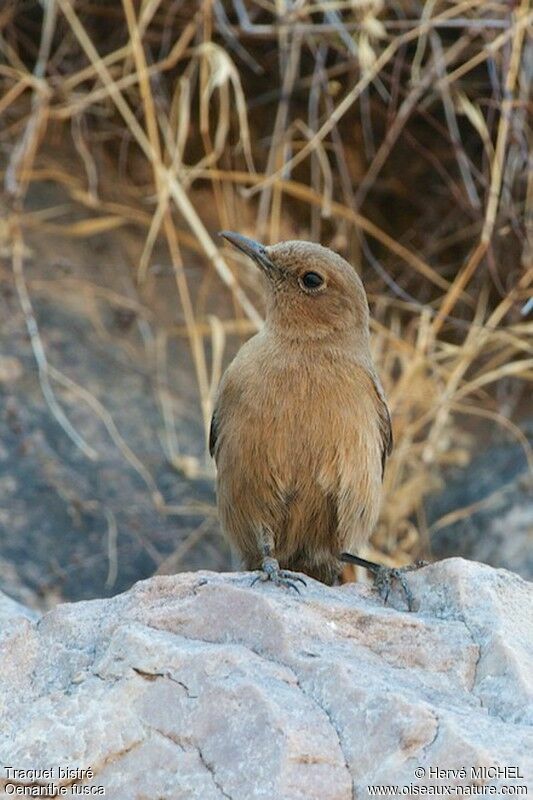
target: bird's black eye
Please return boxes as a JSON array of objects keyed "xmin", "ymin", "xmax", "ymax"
[{"xmin": 300, "ymin": 271, "xmax": 324, "ymax": 290}]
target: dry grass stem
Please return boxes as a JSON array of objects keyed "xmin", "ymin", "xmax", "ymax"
[{"xmin": 1, "ymin": 0, "xmax": 530, "ymax": 571}]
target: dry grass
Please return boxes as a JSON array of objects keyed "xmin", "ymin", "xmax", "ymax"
[{"xmin": 0, "ymin": 0, "xmax": 531, "ymax": 571}]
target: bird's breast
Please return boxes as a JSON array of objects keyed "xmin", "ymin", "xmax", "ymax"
[{"xmin": 219, "ymin": 342, "xmax": 380, "ymax": 490}]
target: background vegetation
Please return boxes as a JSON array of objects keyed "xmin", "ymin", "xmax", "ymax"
[{"xmin": 0, "ymin": 0, "xmax": 531, "ymax": 599}]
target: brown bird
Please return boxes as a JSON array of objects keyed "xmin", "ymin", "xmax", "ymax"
[{"xmin": 211, "ymin": 233, "xmax": 414, "ymax": 602}]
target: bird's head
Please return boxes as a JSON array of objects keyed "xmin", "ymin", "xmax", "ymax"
[{"xmin": 219, "ymin": 232, "xmax": 370, "ymax": 342}]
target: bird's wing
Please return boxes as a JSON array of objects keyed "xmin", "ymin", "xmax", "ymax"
[
  {"xmin": 208, "ymin": 407, "xmax": 219, "ymax": 458},
  {"xmin": 379, "ymin": 398, "xmax": 393, "ymax": 479},
  {"xmin": 371, "ymin": 375, "xmax": 393, "ymax": 480},
  {"xmin": 365, "ymin": 369, "xmax": 393, "ymax": 480},
  {"xmin": 209, "ymin": 371, "xmax": 230, "ymax": 459}
]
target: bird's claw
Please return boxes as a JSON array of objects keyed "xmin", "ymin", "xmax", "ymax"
[
  {"xmin": 340, "ymin": 553, "xmax": 427, "ymax": 611},
  {"xmin": 373, "ymin": 562, "xmax": 426, "ymax": 612},
  {"xmin": 251, "ymin": 557, "xmax": 307, "ymax": 594}
]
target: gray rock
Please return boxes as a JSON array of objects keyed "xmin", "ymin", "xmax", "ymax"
[
  {"xmin": 0, "ymin": 270, "xmax": 225, "ymax": 609},
  {"xmin": 0, "ymin": 559, "xmax": 531, "ymax": 799},
  {"xmin": 427, "ymin": 440, "xmax": 533, "ymax": 580}
]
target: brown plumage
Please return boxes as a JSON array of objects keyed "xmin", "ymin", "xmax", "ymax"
[{"xmin": 210, "ymin": 233, "xmax": 392, "ymax": 587}]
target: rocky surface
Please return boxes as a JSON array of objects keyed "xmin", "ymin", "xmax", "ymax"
[
  {"xmin": 0, "ymin": 558, "xmax": 532, "ymax": 799},
  {"xmin": 428, "ymin": 440, "xmax": 533, "ymax": 581},
  {"xmin": 0, "ymin": 194, "xmax": 230, "ymax": 610}
]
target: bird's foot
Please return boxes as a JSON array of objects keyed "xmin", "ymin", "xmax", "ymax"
[
  {"xmin": 251, "ymin": 557, "xmax": 307, "ymax": 594},
  {"xmin": 340, "ymin": 553, "xmax": 427, "ymax": 611},
  {"xmin": 373, "ymin": 563, "xmax": 427, "ymax": 612}
]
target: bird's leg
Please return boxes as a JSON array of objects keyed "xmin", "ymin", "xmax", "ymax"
[
  {"xmin": 340, "ymin": 553, "xmax": 428, "ymax": 612},
  {"xmin": 251, "ymin": 528, "xmax": 307, "ymax": 593}
]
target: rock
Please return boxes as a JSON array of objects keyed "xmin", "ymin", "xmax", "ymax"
[
  {"xmin": 0, "ymin": 356, "xmax": 22, "ymax": 384},
  {"xmin": 0, "ymin": 286, "xmax": 224, "ymax": 609},
  {"xmin": 0, "ymin": 559, "xmax": 531, "ymax": 799},
  {"xmin": 427, "ymin": 439, "xmax": 533, "ymax": 580}
]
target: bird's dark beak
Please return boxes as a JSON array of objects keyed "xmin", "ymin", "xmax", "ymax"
[{"xmin": 219, "ymin": 231, "xmax": 274, "ymax": 274}]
